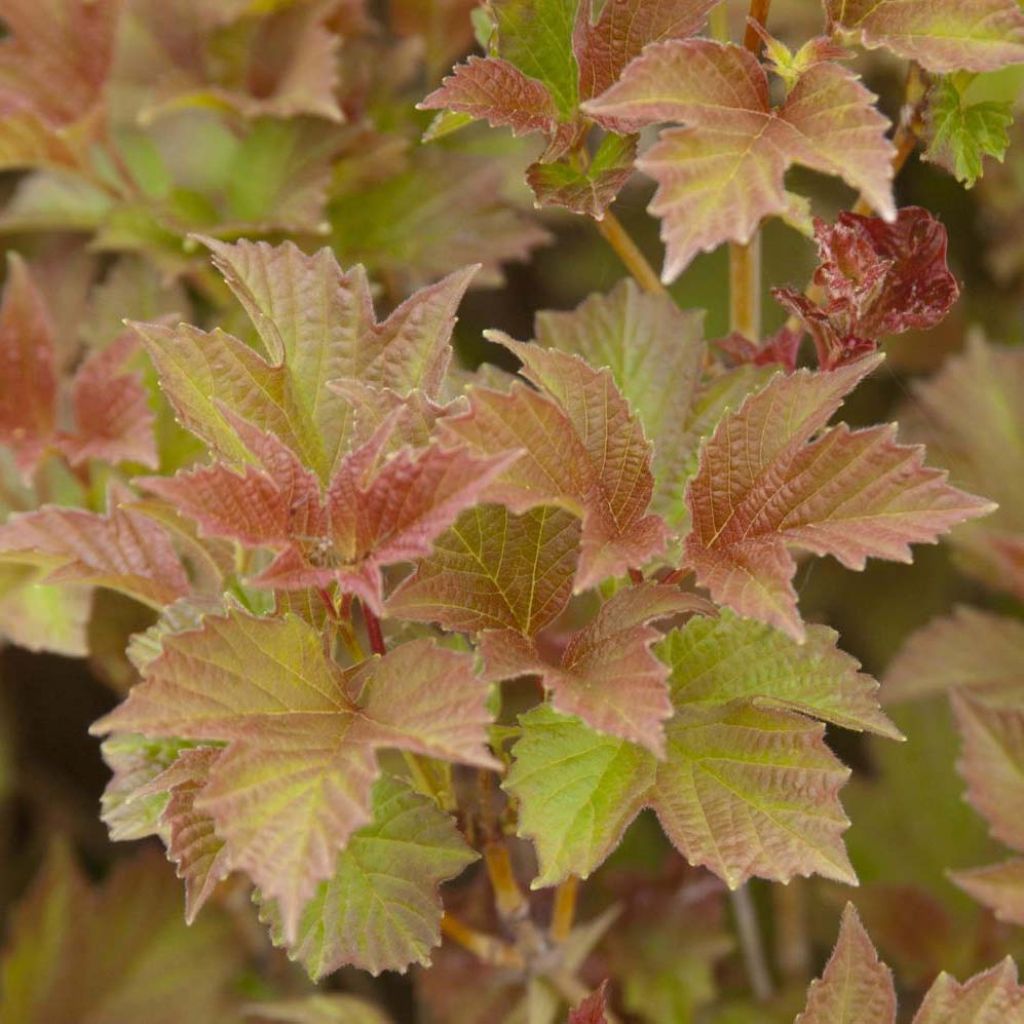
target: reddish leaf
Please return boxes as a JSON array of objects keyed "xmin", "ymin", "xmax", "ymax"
[
  {"xmin": 913, "ymin": 958, "xmax": 1024, "ymax": 1023},
  {"xmin": 481, "ymin": 584, "xmax": 713, "ymax": 754},
  {"xmin": 774, "ymin": 208, "xmax": 960, "ymax": 369},
  {"xmin": 0, "ymin": 491, "xmax": 190, "ymax": 609},
  {"xmin": 683, "ymin": 356, "xmax": 993, "ymax": 639},
  {"xmin": 0, "ymin": 253, "xmax": 56, "ymax": 476},
  {"xmin": 526, "ymin": 133, "xmax": 637, "ymax": 219},
  {"xmin": 952, "ymin": 860, "xmax": 1024, "ymax": 928},
  {"xmin": 567, "ymin": 980, "xmax": 610, "ymax": 1024},
  {"xmin": 584, "ymin": 41, "xmax": 896, "ymax": 280},
  {"xmin": 443, "ymin": 340, "xmax": 669, "ymax": 589}
]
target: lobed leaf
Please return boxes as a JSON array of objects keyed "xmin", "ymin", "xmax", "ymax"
[
  {"xmin": 259, "ymin": 775, "xmax": 477, "ymax": 978},
  {"xmin": 683, "ymin": 355, "xmax": 993, "ymax": 639},
  {"xmin": 583, "ymin": 40, "xmax": 896, "ymax": 280},
  {"xmin": 952, "ymin": 860, "xmax": 1024, "ymax": 928},
  {"xmin": 912, "ymin": 958, "xmax": 1024, "ymax": 1022},
  {"xmin": 92, "ymin": 613, "xmax": 496, "ymax": 940},
  {"xmin": 527, "ymin": 132, "xmax": 637, "ymax": 218}
]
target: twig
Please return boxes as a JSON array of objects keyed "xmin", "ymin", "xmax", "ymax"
[
  {"xmin": 730, "ymin": 886, "xmax": 775, "ymax": 1002},
  {"xmin": 596, "ymin": 211, "xmax": 668, "ymax": 296},
  {"xmin": 550, "ymin": 876, "xmax": 580, "ymax": 943},
  {"xmin": 441, "ymin": 913, "xmax": 524, "ymax": 968}
]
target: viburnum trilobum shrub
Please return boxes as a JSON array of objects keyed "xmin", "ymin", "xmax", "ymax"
[{"xmin": 0, "ymin": 1, "xmax": 1023, "ymax": 1022}]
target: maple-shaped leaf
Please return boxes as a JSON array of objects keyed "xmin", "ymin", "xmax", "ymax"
[
  {"xmin": 952, "ymin": 692, "xmax": 1024, "ymax": 853},
  {"xmin": 92, "ymin": 612, "xmax": 496, "ymax": 940},
  {"xmin": 482, "ymin": 584, "xmax": 712, "ymax": 754},
  {"xmin": 259, "ymin": 775, "xmax": 478, "ymax": 978},
  {"xmin": 567, "ymin": 981, "xmax": 610, "ymax": 1024},
  {"xmin": 144, "ymin": 414, "xmax": 514, "ymax": 614},
  {"xmin": 952, "ymin": 860, "xmax": 1024, "ymax": 928},
  {"xmin": 136, "ymin": 238, "xmax": 478, "ymax": 479},
  {"xmin": 774, "ymin": 208, "xmax": 961, "ymax": 369},
  {"xmin": 443, "ymin": 338, "xmax": 669, "ymax": 588},
  {"xmin": 913, "ymin": 958, "xmax": 1024, "ymax": 1023},
  {"xmin": 0, "ymin": 492, "xmax": 190, "ymax": 609},
  {"xmin": 923, "ymin": 76, "xmax": 1014, "ymax": 187},
  {"xmin": 526, "ymin": 132, "xmax": 637, "ymax": 218},
  {"xmin": 0, "ymin": 0, "xmax": 120, "ymax": 170},
  {"xmin": 683, "ymin": 355, "xmax": 994, "ymax": 640},
  {"xmin": 904, "ymin": 336, "xmax": 1024, "ymax": 601},
  {"xmin": 885, "ymin": 606, "xmax": 1024, "ymax": 704},
  {"xmin": 583, "ymin": 40, "xmax": 896, "ymax": 281},
  {"xmin": 795, "ymin": 904, "xmax": 897, "ymax": 1024},
  {"xmin": 0, "ymin": 843, "xmax": 243, "ymax": 1024},
  {"xmin": 657, "ymin": 609, "xmax": 901, "ymax": 738},
  {"xmin": 388, "ymin": 504, "xmax": 581, "ymax": 634},
  {"xmin": 825, "ymin": 0, "xmax": 1024, "ymax": 74}
]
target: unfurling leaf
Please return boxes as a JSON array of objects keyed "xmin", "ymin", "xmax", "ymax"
[
  {"xmin": 683, "ymin": 355, "xmax": 993, "ymax": 640},
  {"xmin": 482, "ymin": 583, "xmax": 713, "ymax": 754},
  {"xmin": 825, "ymin": 0, "xmax": 1024, "ymax": 73},
  {"xmin": 795, "ymin": 904, "xmax": 897, "ymax": 1024},
  {"xmin": 259, "ymin": 775, "xmax": 477, "ymax": 977},
  {"xmin": 443, "ymin": 339, "xmax": 669, "ymax": 589},
  {"xmin": 583, "ymin": 40, "xmax": 895, "ymax": 280},
  {"xmin": 923, "ymin": 76, "xmax": 1014, "ymax": 187},
  {"xmin": 774, "ymin": 208, "xmax": 961, "ymax": 369},
  {"xmin": 91, "ymin": 613, "xmax": 496, "ymax": 941}
]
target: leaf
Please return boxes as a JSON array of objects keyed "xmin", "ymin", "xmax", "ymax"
[
  {"xmin": 952, "ymin": 860, "xmax": 1024, "ymax": 927},
  {"xmin": 885, "ymin": 607, "xmax": 1024, "ymax": 704},
  {"xmin": 825, "ymin": 0, "xmax": 1024, "ymax": 73},
  {"xmin": 583, "ymin": 41, "xmax": 895, "ymax": 281},
  {"xmin": 795, "ymin": 903, "xmax": 897, "ymax": 1024},
  {"xmin": 774, "ymin": 208, "xmax": 961, "ymax": 369},
  {"xmin": 923, "ymin": 76, "xmax": 1014, "ymax": 187},
  {"xmin": 482, "ymin": 583, "xmax": 712, "ymax": 754},
  {"xmin": 530, "ymin": 278, "xmax": 714, "ymax": 531},
  {"xmin": 952, "ymin": 693, "xmax": 1024, "ymax": 852},
  {"xmin": 246, "ymin": 994, "xmax": 393, "ymax": 1024},
  {"xmin": 567, "ymin": 981, "xmax": 610, "ymax": 1024},
  {"xmin": 658, "ymin": 608, "xmax": 901, "ymax": 738},
  {"xmin": 259, "ymin": 775, "xmax": 477, "ymax": 977},
  {"xmin": 92, "ymin": 612, "xmax": 496, "ymax": 940},
  {"xmin": 443, "ymin": 339, "xmax": 669, "ymax": 589},
  {"xmin": 0, "ymin": 564, "xmax": 91, "ymax": 657},
  {"xmin": 683, "ymin": 355, "xmax": 994, "ymax": 640},
  {"xmin": 0, "ymin": 844, "xmax": 243, "ymax": 1024},
  {"xmin": 527, "ymin": 132, "xmax": 637, "ymax": 218},
  {"xmin": 387, "ymin": 504, "xmax": 581, "ymax": 635},
  {"xmin": 913, "ymin": 958, "xmax": 1024, "ymax": 1023},
  {"xmin": 0, "ymin": 493, "xmax": 190, "ymax": 609},
  {"xmin": 0, "ymin": 253, "xmax": 56, "ymax": 476},
  {"xmin": 136, "ymin": 238, "xmax": 478, "ymax": 478},
  {"xmin": 903, "ymin": 336, "xmax": 1024, "ymax": 600},
  {"xmin": 145, "ymin": 415, "xmax": 515, "ymax": 614}
]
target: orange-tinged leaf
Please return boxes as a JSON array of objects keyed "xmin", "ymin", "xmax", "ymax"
[
  {"xmin": 583, "ymin": 40, "xmax": 896, "ymax": 280},
  {"xmin": 683, "ymin": 356, "xmax": 994, "ymax": 639},
  {"xmin": 92, "ymin": 613, "xmax": 496, "ymax": 940},
  {"xmin": 953, "ymin": 692, "xmax": 1024, "ymax": 852},
  {"xmin": 826, "ymin": 0, "xmax": 1024, "ymax": 73},
  {"xmin": 796, "ymin": 903, "xmax": 897, "ymax": 1024},
  {"xmin": 482, "ymin": 584, "xmax": 712, "ymax": 754},
  {"xmin": 952, "ymin": 860, "xmax": 1024, "ymax": 928},
  {"xmin": 0, "ymin": 494, "xmax": 189, "ymax": 608},
  {"xmin": 444, "ymin": 340, "xmax": 669, "ymax": 589},
  {"xmin": 913, "ymin": 958, "xmax": 1024, "ymax": 1023},
  {"xmin": 387, "ymin": 504, "xmax": 581, "ymax": 634}
]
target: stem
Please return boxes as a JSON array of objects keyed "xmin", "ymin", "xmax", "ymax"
[
  {"xmin": 550, "ymin": 876, "xmax": 580, "ymax": 942},
  {"xmin": 484, "ymin": 842, "xmax": 529, "ymax": 923},
  {"xmin": 596, "ymin": 211, "xmax": 667, "ymax": 296},
  {"xmin": 362, "ymin": 603, "xmax": 386, "ymax": 656},
  {"xmin": 441, "ymin": 913, "xmax": 524, "ymax": 968},
  {"xmin": 743, "ymin": 0, "xmax": 773, "ymax": 52},
  {"xmin": 728, "ymin": 237, "xmax": 762, "ymax": 339},
  {"xmin": 773, "ymin": 880, "xmax": 810, "ymax": 983},
  {"xmin": 730, "ymin": 886, "xmax": 775, "ymax": 1002}
]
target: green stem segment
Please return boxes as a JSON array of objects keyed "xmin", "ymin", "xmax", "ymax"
[{"xmin": 596, "ymin": 211, "xmax": 668, "ymax": 296}]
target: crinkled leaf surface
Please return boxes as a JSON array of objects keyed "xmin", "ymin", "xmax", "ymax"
[
  {"xmin": 795, "ymin": 904, "xmax": 897, "ymax": 1024},
  {"xmin": 443, "ymin": 338, "xmax": 669, "ymax": 588},
  {"xmin": 683, "ymin": 355, "xmax": 993, "ymax": 639},
  {"xmin": 482, "ymin": 583, "xmax": 711, "ymax": 754},
  {"xmin": 923, "ymin": 76, "xmax": 1014, "ymax": 187},
  {"xmin": 886, "ymin": 606, "xmax": 1024, "ymax": 704},
  {"xmin": 826, "ymin": 0, "xmax": 1024, "ymax": 73},
  {"xmin": 526, "ymin": 132, "xmax": 637, "ymax": 218},
  {"xmin": 584, "ymin": 40, "xmax": 896, "ymax": 280},
  {"xmin": 259, "ymin": 775, "xmax": 477, "ymax": 978},
  {"xmin": 388, "ymin": 504, "xmax": 581, "ymax": 634},
  {"xmin": 92, "ymin": 612, "xmax": 496, "ymax": 940}
]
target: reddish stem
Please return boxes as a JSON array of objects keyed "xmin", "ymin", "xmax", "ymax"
[{"xmin": 363, "ymin": 604, "xmax": 387, "ymax": 656}]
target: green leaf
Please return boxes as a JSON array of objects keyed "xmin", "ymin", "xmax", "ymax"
[
  {"xmin": 923, "ymin": 76, "xmax": 1014, "ymax": 187},
  {"xmin": 259, "ymin": 775, "xmax": 477, "ymax": 977},
  {"xmin": 526, "ymin": 133, "xmax": 637, "ymax": 218}
]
